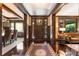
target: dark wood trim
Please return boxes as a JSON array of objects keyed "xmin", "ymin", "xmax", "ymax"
[
  {"xmin": 58, "ymin": 16, "xmax": 79, "ymax": 32},
  {"xmin": 3, "ymin": 15, "xmax": 22, "ymax": 20},
  {"xmin": 14, "ymin": 3, "xmax": 31, "ymax": 16},
  {"xmin": 2, "ymin": 15, "xmax": 9, "ymax": 19},
  {"xmin": 23, "ymin": 14, "xmax": 27, "ymax": 54},
  {"xmin": 56, "ymin": 16, "xmax": 79, "ymax": 17},
  {"xmin": 31, "ymin": 16, "xmax": 48, "ymax": 19},
  {"xmin": 6, "ymin": 17, "xmax": 19, "ymax": 19},
  {"xmin": 10, "ymin": 20, "xmax": 23, "ymax": 22},
  {"xmin": 52, "ymin": 14, "xmax": 56, "ymax": 51},
  {"xmin": 31, "ymin": 15, "xmax": 49, "ymax": 17},
  {"xmin": 0, "ymin": 3, "xmax": 2, "ymax": 56},
  {"xmin": 3, "ymin": 4, "xmax": 23, "ymax": 19}
]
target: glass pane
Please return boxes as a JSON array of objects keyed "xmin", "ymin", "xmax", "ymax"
[
  {"xmin": 66, "ymin": 18, "xmax": 76, "ymax": 32},
  {"xmin": 16, "ymin": 23, "xmax": 23, "ymax": 32},
  {"xmin": 11, "ymin": 22, "xmax": 14, "ymax": 30}
]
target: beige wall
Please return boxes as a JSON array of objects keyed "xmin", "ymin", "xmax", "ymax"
[{"xmin": 56, "ymin": 3, "xmax": 79, "ymax": 16}]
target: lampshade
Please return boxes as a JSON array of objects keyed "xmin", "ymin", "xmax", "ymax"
[{"xmin": 60, "ymin": 28, "xmax": 66, "ymax": 31}]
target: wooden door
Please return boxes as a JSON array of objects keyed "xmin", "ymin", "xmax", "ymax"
[{"xmin": 31, "ymin": 18, "xmax": 48, "ymax": 43}]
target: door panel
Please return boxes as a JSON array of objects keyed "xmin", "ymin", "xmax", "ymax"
[
  {"xmin": 34, "ymin": 19, "xmax": 44, "ymax": 39},
  {"xmin": 31, "ymin": 18, "xmax": 48, "ymax": 43}
]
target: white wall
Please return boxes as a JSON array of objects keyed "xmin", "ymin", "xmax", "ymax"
[{"xmin": 56, "ymin": 3, "xmax": 79, "ymax": 16}]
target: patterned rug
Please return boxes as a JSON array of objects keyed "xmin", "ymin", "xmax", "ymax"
[{"xmin": 25, "ymin": 42, "xmax": 56, "ymax": 56}]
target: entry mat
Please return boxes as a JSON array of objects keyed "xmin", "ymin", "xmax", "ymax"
[{"xmin": 25, "ymin": 42, "xmax": 56, "ymax": 56}]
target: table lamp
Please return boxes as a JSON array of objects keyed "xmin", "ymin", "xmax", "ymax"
[{"xmin": 59, "ymin": 28, "xmax": 66, "ymax": 33}]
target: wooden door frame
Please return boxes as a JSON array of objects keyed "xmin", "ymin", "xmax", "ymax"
[
  {"xmin": 23, "ymin": 14, "xmax": 27, "ymax": 54},
  {"xmin": 31, "ymin": 16, "xmax": 49, "ymax": 43},
  {"xmin": 0, "ymin": 3, "xmax": 2, "ymax": 56},
  {"xmin": 52, "ymin": 14, "xmax": 56, "ymax": 51},
  {"xmin": 58, "ymin": 16, "xmax": 79, "ymax": 32}
]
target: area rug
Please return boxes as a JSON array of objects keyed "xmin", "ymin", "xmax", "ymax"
[{"xmin": 25, "ymin": 42, "xmax": 56, "ymax": 56}]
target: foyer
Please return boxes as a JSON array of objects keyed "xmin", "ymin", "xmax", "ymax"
[{"xmin": 0, "ymin": 3, "xmax": 79, "ymax": 56}]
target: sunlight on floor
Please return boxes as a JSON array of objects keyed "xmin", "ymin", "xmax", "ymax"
[{"xmin": 17, "ymin": 42, "xmax": 23, "ymax": 50}]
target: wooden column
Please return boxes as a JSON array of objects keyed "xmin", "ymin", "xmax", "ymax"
[
  {"xmin": 52, "ymin": 14, "xmax": 59, "ymax": 54},
  {"xmin": 0, "ymin": 3, "xmax": 2, "ymax": 56},
  {"xmin": 23, "ymin": 14, "xmax": 27, "ymax": 54},
  {"xmin": 52, "ymin": 14, "xmax": 56, "ymax": 51},
  {"xmin": 55, "ymin": 17, "xmax": 59, "ymax": 55}
]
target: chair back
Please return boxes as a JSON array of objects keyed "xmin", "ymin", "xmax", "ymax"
[
  {"xmin": 12, "ymin": 30, "xmax": 18, "ymax": 40},
  {"xmin": 4, "ymin": 29, "xmax": 12, "ymax": 42}
]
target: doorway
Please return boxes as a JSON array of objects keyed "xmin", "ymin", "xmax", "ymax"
[{"xmin": 31, "ymin": 17, "xmax": 50, "ymax": 43}]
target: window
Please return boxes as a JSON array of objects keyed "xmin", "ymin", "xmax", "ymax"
[
  {"xmin": 15, "ymin": 22, "xmax": 23, "ymax": 32},
  {"xmin": 11, "ymin": 22, "xmax": 14, "ymax": 30}
]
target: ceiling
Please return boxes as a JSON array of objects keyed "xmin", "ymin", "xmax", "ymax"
[{"xmin": 22, "ymin": 3, "xmax": 57, "ymax": 16}]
